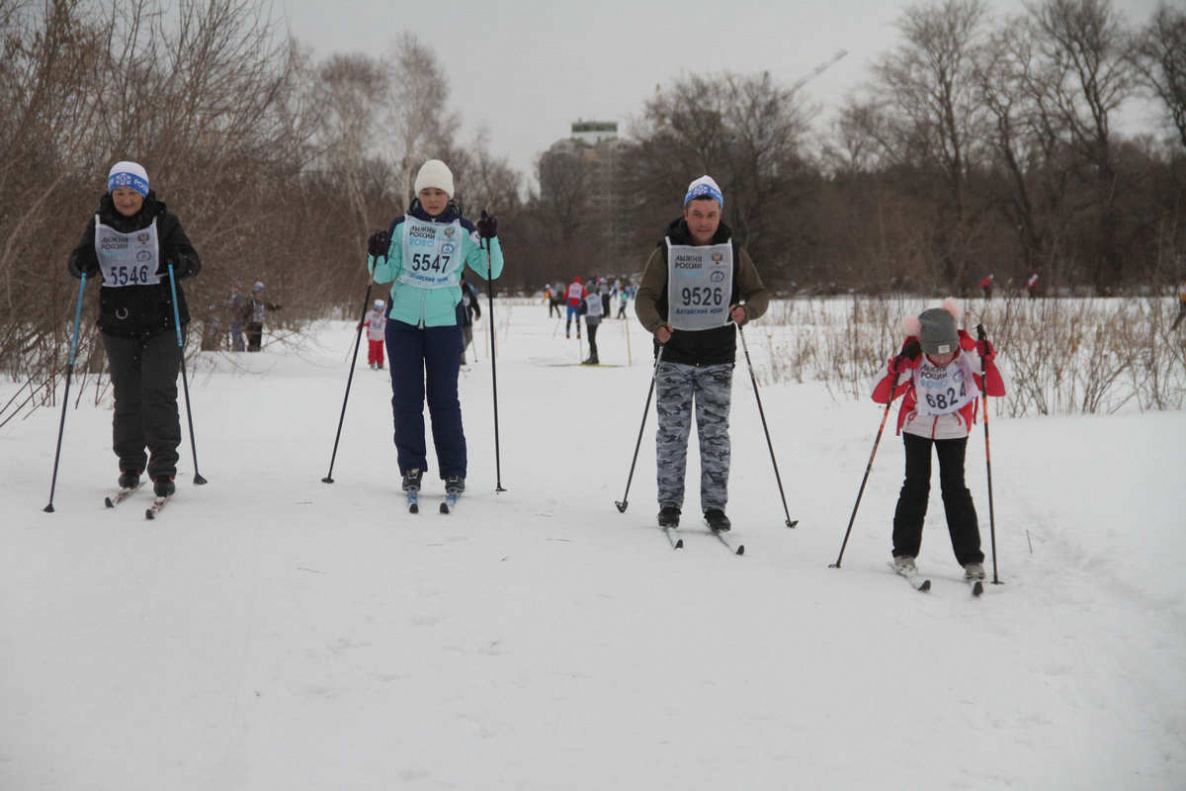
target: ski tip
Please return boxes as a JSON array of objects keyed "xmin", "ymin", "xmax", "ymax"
[
  {"xmin": 145, "ymin": 509, "xmax": 155, "ymax": 520},
  {"xmin": 972, "ymin": 581, "xmax": 985, "ymax": 596},
  {"xmin": 735, "ymin": 545, "xmax": 746, "ymax": 556},
  {"xmin": 919, "ymin": 579, "xmax": 932, "ymax": 592},
  {"xmin": 409, "ymin": 503, "xmax": 419, "ymax": 514},
  {"xmin": 674, "ymin": 538, "xmax": 684, "ymax": 549},
  {"xmin": 104, "ymin": 498, "xmax": 115, "ymax": 508},
  {"xmin": 439, "ymin": 502, "xmax": 449, "ymax": 514}
]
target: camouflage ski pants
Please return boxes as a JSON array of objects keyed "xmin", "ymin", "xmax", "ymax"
[{"xmin": 655, "ymin": 361, "xmax": 733, "ymax": 513}]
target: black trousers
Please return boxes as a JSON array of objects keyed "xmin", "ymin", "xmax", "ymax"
[
  {"xmin": 892, "ymin": 433, "xmax": 985, "ymax": 566},
  {"xmin": 246, "ymin": 321, "xmax": 264, "ymax": 351},
  {"xmin": 586, "ymin": 321, "xmax": 599, "ymax": 359},
  {"xmin": 102, "ymin": 330, "xmax": 183, "ymax": 480}
]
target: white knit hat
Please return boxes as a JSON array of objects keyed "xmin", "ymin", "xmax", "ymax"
[
  {"xmin": 414, "ymin": 159, "xmax": 454, "ymax": 198},
  {"xmin": 684, "ymin": 175, "xmax": 723, "ymax": 208},
  {"xmin": 107, "ymin": 161, "xmax": 149, "ymax": 197}
]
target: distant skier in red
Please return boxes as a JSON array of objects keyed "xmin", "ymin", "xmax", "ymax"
[{"xmin": 565, "ymin": 277, "xmax": 587, "ymax": 339}]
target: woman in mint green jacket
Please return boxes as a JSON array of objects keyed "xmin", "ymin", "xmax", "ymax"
[{"xmin": 366, "ymin": 159, "xmax": 504, "ymax": 496}]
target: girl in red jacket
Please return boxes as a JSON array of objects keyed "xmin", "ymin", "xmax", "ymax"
[{"xmin": 872, "ymin": 299, "xmax": 1005, "ymax": 582}]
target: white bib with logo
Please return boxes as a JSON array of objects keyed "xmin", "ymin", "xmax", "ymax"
[
  {"xmin": 914, "ymin": 354, "xmax": 979, "ymax": 416},
  {"xmin": 94, "ymin": 216, "xmax": 162, "ymax": 288},
  {"xmin": 665, "ymin": 239, "xmax": 733, "ymax": 331},
  {"xmin": 399, "ymin": 216, "xmax": 465, "ymax": 290}
]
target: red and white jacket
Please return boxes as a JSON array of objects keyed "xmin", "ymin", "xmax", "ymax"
[
  {"xmin": 566, "ymin": 280, "xmax": 587, "ymax": 307},
  {"xmin": 361, "ymin": 308, "xmax": 387, "ymax": 342},
  {"xmin": 872, "ymin": 330, "xmax": 1005, "ymax": 439}
]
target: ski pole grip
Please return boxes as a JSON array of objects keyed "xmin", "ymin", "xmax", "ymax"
[{"xmin": 976, "ymin": 323, "xmax": 987, "ymax": 342}]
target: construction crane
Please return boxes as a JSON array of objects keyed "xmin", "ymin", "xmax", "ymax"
[{"xmin": 788, "ymin": 49, "xmax": 849, "ymax": 95}]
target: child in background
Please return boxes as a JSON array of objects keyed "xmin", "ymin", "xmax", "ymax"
[
  {"xmin": 872, "ymin": 299, "xmax": 1005, "ymax": 582},
  {"xmin": 362, "ymin": 299, "xmax": 387, "ymax": 369}
]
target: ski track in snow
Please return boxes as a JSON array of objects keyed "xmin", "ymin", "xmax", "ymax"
[{"xmin": 2, "ymin": 299, "xmax": 1184, "ymax": 790}]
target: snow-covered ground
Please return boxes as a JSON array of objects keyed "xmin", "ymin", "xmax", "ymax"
[{"xmin": 3, "ymin": 299, "xmax": 1184, "ymax": 790}]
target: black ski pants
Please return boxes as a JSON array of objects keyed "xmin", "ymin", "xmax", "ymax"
[
  {"xmin": 892, "ymin": 433, "xmax": 985, "ymax": 566},
  {"xmin": 102, "ymin": 329, "xmax": 183, "ymax": 481},
  {"xmin": 246, "ymin": 321, "xmax": 264, "ymax": 351},
  {"xmin": 586, "ymin": 320, "xmax": 599, "ymax": 360}
]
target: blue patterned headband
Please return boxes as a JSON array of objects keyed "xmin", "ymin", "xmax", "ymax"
[{"xmin": 107, "ymin": 162, "xmax": 150, "ymax": 197}]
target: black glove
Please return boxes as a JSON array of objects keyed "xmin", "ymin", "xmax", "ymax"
[
  {"xmin": 477, "ymin": 210, "xmax": 498, "ymax": 240},
  {"xmin": 902, "ymin": 339, "xmax": 921, "ymax": 360},
  {"xmin": 368, "ymin": 230, "xmax": 390, "ymax": 258}
]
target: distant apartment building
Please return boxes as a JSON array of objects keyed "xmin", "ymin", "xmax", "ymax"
[{"xmin": 538, "ymin": 120, "xmax": 631, "ymax": 271}]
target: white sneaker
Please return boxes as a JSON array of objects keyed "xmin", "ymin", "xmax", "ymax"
[
  {"xmin": 964, "ymin": 562, "xmax": 986, "ymax": 581},
  {"xmin": 893, "ymin": 556, "xmax": 917, "ymax": 573}
]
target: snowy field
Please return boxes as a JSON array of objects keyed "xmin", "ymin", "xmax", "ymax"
[{"xmin": 2, "ymin": 298, "xmax": 1185, "ymax": 790}]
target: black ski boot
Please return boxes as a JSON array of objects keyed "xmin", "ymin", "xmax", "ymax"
[
  {"xmin": 444, "ymin": 475, "xmax": 465, "ymax": 495},
  {"xmin": 704, "ymin": 509, "xmax": 731, "ymax": 532},
  {"xmin": 119, "ymin": 469, "xmax": 141, "ymax": 489},
  {"xmin": 153, "ymin": 477, "xmax": 176, "ymax": 498},
  {"xmin": 657, "ymin": 506, "xmax": 680, "ymax": 528},
  {"xmin": 402, "ymin": 468, "xmax": 423, "ymax": 492}
]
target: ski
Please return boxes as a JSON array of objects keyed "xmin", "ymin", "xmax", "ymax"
[
  {"xmin": 711, "ymin": 529, "xmax": 745, "ymax": 556},
  {"xmin": 104, "ymin": 485, "xmax": 142, "ymax": 508},
  {"xmin": 968, "ymin": 577, "xmax": 985, "ymax": 597},
  {"xmin": 889, "ymin": 561, "xmax": 931, "ymax": 592},
  {"xmin": 145, "ymin": 495, "xmax": 171, "ymax": 520},
  {"xmin": 406, "ymin": 490, "xmax": 419, "ymax": 514},
  {"xmin": 662, "ymin": 526, "xmax": 684, "ymax": 549},
  {"xmin": 439, "ymin": 492, "xmax": 460, "ymax": 514}
]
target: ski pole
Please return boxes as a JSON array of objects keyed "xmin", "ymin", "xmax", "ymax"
[
  {"xmin": 483, "ymin": 232, "xmax": 506, "ymax": 493},
  {"xmin": 615, "ymin": 346, "xmax": 664, "ymax": 513},
  {"xmin": 624, "ymin": 313, "xmax": 632, "ymax": 366},
  {"xmin": 977, "ymin": 324, "xmax": 1001, "ymax": 585},
  {"xmin": 738, "ymin": 325, "xmax": 797, "ymax": 528},
  {"xmin": 830, "ymin": 350, "xmax": 906, "ymax": 568},
  {"xmin": 167, "ymin": 264, "xmax": 207, "ymax": 485},
  {"xmin": 44, "ymin": 274, "xmax": 87, "ymax": 512},
  {"xmin": 322, "ymin": 279, "xmax": 373, "ymax": 484}
]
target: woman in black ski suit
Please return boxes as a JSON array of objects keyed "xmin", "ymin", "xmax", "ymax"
[{"xmin": 66, "ymin": 161, "xmax": 201, "ymax": 498}]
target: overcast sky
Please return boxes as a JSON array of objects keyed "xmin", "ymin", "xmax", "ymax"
[{"xmin": 277, "ymin": 0, "xmax": 1168, "ymax": 185}]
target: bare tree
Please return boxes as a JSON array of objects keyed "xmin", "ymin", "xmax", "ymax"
[
  {"xmin": 385, "ymin": 32, "xmax": 458, "ymax": 206},
  {"xmin": 1030, "ymin": 0, "xmax": 1138, "ymax": 293},
  {"xmin": 871, "ymin": 0, "xmax": 990, "ymax": 290},
  {"xmin": 313, "ymin": 53, "xmax": 392, "ymax": 239},
  {"xmin": 625, "ymin": 71, "xmax": 812, "ymax": 287},
  {"xmin": 1130, "ymin": 3, "xmax": 1186, "ymax": 151}
]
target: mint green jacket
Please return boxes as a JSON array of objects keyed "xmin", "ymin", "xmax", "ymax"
[{"xmin": 368, "ymin": 205, "xmax": 504, "ymax": 328}]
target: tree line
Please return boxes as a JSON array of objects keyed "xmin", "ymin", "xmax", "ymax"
[{"xmin": 1, "ymin": 0, "xmax": 1184, "ymax": 388}]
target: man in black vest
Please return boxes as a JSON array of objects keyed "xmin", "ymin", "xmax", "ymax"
[{"xmin": 634, "ymin": 176, "xmax": 769, "ymax": 532}]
